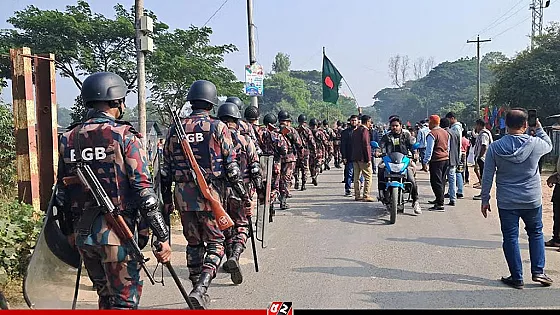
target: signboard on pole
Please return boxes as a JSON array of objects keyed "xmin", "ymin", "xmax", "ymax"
[{"xmin": 245, "ymin": 64, "xmax": 264, "ymax": 96}]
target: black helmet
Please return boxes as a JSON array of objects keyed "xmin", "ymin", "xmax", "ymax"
[
  {"xmin": 322, "ymin": 119, "xmax": 329, "ymax": 126},
  {"xmin": 278, "ymin": 110, "xmax": 291, "ymax": 122},
  {"xmin": 309, "ymin": 118, "xmax": 318, "ymax": 127},
  {"xmin": 226, "ymin": 96, "xmax": 244, "ymax": 110},
  {"xmin": 263, "ymin": 113, "xmax": 277, "ymax": 126},
  {"xmin": 217, "ymin": 102, "xmax": 242, "ymax": 120},
  {"xmin": 244, "ymin": 106, "xmax": 259, "ymax": 120},
  {"xmin": 81, "ymin": 72, "xmax": 127, "ymax": 107},
  {"xmin": 187, "ymin": 80, "xmax": 218, "ymax": 109},
  {"xmin": 297, "ymin": 114, "xmax": 307, "ymax": 124},
  {"xmin": 336, "ymin": 120, "xmax": 342, "ymax": 126}
]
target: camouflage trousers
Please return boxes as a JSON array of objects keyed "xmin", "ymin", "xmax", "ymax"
[
  {"xmin": 280, "ymin": 161, "xmax": 295, "ymax": 198},
  {"xmin": 294, "ymin": 152, "xmax": 309, "ymax": 185},
  {"xmin": 333, "ymin": 144, "xmax": 342, "ymax": 165},
  {"xmin": 309, "ymin": 153, "xmax": 321, "ymax": 179},
  {"xmin": 78, "ymin": 244, "xmax": 142, "ymax": 310},
  {"xmin": 180, "ymin": 211, "xmax": 225, "ymax": 281},
  {"xmin": 271, "ymin": 160, "xmax": 281, "ymax": 202},
  {"xmin": 224, "ymin": 187, "xmax": 256, "ymax": 249}
]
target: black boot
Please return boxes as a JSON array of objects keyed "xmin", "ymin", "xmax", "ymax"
[
  {"xmin": 312, "ymin": 177, "xmax": 318, "ymax": 186},
  {"xmin": 223, "ymin": 244, "xmax": 233, "ymax": 273},
  {"xmin": 301, "ymin": 182, "xmax": 306, "ymax": 191},
  {"xmin": 294, "ymin": 181, "xmax": 299, "ymax": 190},
  {"xmin": 279, "ymin": 196, "xmax": 289, "ymax": 210},
  {"xmin": 269, "ymin": 203, "xmax": 275, "ymax": 222},
  {"xmin": 223, "ymin": 243, "xmax": 244, "ymax": 285},
  {"xmin": 189, "ymin": 273, "xmax": 200, "ymax": 288},
  {"xmin": 188, "ymin": 272, "xmax": 212, "ymax": 309}
]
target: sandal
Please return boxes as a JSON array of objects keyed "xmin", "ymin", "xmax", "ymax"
[
  {"xmin": 545, "ymin": 239, "xmax": 560, "ymax": 247},
  {"xmin": 473, "ymin": 183, "xmax": 481, "ymax": 188}
]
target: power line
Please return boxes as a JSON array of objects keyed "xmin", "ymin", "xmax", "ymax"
[
  {"xmin": 490, "ymin": 15, "xmax": 531, "ymax": 39},
  {"xmin": 482, "ymin": 3, "xmax": 528, "ymax": 35},
  {"xmin": 202, "ymin": 0, "xmax": 231, "ymax": 27},
  {"xmin": 478, "ymin": 0, "xmax": 526, "ymax": 35}
]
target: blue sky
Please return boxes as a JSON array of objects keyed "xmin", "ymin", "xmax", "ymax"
[{"xmin": 1, "ymin": 0, "xmax": 559, "ymax": 108}]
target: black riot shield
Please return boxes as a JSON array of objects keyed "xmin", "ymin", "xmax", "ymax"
[
  {"xmin": 255, "ymin": 155, "xmax": 274, "ymax": 248},
  {"xmin": 23, "ymin": 185, "xmax": 82, "ymax": 309}
]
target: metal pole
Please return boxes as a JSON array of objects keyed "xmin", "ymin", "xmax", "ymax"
[
  {"xmin": 467, "ymin": 35, "xmax": 490, "ymax": 117},
  {"xmin": 247, "ymin": 0, "xmax": 258, "ymax": 108},
  {"xmin": 135, "ymin": 0, "xmax": 147, "ymax": 148}
]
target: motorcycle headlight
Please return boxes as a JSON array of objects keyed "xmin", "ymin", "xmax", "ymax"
[{"xmin": 388, "ymin": 163, "xmax": 405, "ymax": 173}]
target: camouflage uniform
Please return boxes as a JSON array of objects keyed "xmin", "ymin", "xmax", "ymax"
[
  {"xmin": 323, "ymin": 126, "xmax": 335, "ymax": 169},
  {"xmin": 258, "ymin": 125, "xmax": 288, "ymax": 203},
  {"xmin": 224, "ymin": 127, "xmax": 258, "ymax": 259},
  {"xmin": 278, "ymin": 123, "xmax": 302, "ymax": 208},
  {"xmin": 161, "ymin": 109, "xmax": 236, "ymax": 285},
  {"xmin": 239, "ymin": 119, "xmax": 262, "ymax": 156},
  {"xmin": 57, "ymin": 111, "xmax": 151, "ymax": 309},
  {"xmin": 294, "ymin": 123, "xmax": 316, "ymax": 190},
  {"xmin": 333, "ymin": 126, "xmax": 343, "ymax": 168},
  {"xmin": 310, "ymin": 126, "xmax": 329, "ymax": 184}
]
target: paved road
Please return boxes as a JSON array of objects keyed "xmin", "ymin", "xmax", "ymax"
[{"xmin": 70, "ymin": 165, "xmax": 560, "ymax": 309}]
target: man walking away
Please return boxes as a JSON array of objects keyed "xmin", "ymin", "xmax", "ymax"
[
  {"xmin": 473, "ymin": 119, "xmax": 492, "ymax": 199},
  {"xmin": 422, "ymin": 115, "xmax": 449, "ymax": 212},
  {"xmin": 416, "ymin": 119, "xmax": 430, "ymax": 167},
  {"xmin": 481, "ymin": 109, "xmax": 553, "ymax": 289},
  {"xmin": 352, "ymin": 115, "xmax": 374, "ymax": 202}
]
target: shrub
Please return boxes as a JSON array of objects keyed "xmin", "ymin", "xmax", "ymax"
[
  {"xmin": 0, "ymin": 103, "xmax": 16, "ymax": 197},
  {"xmin": 0, "ymin": 199, "xmax": 42, "ymax": 286}
]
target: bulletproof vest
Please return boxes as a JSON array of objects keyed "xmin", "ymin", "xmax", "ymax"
[
  {"xmin": 168, "ymin": 112, "xmax": 225, "ymax": 181},
  {"xmin": 231, "ymin": 129, "xmax": 251, "ymax": 180},
  {"xmin": 61, "ymin": 118, "xmax": 140, "ymax": 216}
]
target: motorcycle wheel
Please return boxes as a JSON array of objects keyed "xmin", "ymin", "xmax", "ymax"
[{"xmin": 390, "ymin": 186, "xmax": 398, "ymax": 224}]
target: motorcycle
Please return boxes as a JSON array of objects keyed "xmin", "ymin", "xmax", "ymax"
[{"xmin": 371, "ymin": 141, "xmax": 420, "ymax": 224}]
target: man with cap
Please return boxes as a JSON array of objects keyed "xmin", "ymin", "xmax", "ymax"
[{"xmin": 422, "ymin": 115, "xmax": 450, "ymax": 211}]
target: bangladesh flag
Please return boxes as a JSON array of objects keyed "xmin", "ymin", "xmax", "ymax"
[{"xmin": 322, "ymin": 53, "xmax": 343, "ymax": 104}]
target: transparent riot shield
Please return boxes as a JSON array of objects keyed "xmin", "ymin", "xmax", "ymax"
[
  {"xmin": 23, "ymin": 186, "xmax": 82, "ymax": 309},
  {"xmin": 255, "ymin": 155, "xmax": 274, "ymax": 248}
]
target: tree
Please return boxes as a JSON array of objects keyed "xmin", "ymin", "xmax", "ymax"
[
  {"xmin": 57, "ymin": 107, "xmax": 73, "ymax": 127},
  {"xmin": 400, "ymin": 55, "xmax": 410, "ymax": 85},
  {"xmin": 0, "ymin": 0, "xmax": 168, "ymax": 118},
  {"xmin": 424, "ymin": 56, "xmax": 435, "ymax": 76},
  {"xmin": 413, "ymin": 57, "xmax": 425, "ymax": 79},
  {"xmin": 147, "ymin": 26, "xmax": 243, "ymax": 126},
  {"xmin": 388, "ymin": 54, "xmax": 401, "ymax": 87},
  {"xmin": 272, "ymin": 52, "xmax": 291, "ymax": 73}
]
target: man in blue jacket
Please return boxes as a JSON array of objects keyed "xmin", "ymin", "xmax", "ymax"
[{"xmin": 481, "ymin": 108, "xmax": 553, "ymax": 289}]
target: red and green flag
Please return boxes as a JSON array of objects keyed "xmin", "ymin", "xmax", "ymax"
[{"xmin": 322, "ymin": 51, "xmax": 343, "ymax": 104}]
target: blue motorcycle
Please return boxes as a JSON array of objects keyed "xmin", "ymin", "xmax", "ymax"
[{"xmin": 371, "ymin": 141, "xmax": 420, "ymax": 224}]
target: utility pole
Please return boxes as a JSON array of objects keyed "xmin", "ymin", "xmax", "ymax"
[
  {"xmin": 135, "ymin": 0, "xmax": 146, "ymax": 148},
  {"xmin": 246, "ymin": 0, "xmax": 258, "ymax": 108},
  {"xmin": 531, "ymin": 0, "xmax": 550, "ymax": 50},
  {"xmin": 467, "ymin": 35, "xmax": 491, "ymax": 116}
]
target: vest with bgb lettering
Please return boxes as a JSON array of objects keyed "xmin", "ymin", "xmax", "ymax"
[{"xmin": 167, "ymin": 111, "xmax": 231, "ymax": 182}]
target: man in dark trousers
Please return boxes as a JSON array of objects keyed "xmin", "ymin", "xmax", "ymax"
[
  {"xmin": 341, "ymin": 115, "xmax": 359, "ymax": 197},
  {"xmin": 422, "ymin": 115, "xmax": 450, "ymax": 212},
  {"xmin": 352, "ymin": 115, "xmax": 374, "ymax": 202}
]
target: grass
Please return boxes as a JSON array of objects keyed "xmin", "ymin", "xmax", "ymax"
[{"xmin": 1, "ymin": 279, "xmax": 24, "ymax": 309}]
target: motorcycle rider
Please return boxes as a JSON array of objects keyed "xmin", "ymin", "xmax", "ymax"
[{"xmin": 376, "ymin": 116, "xmax": 422, "ymax": 214}]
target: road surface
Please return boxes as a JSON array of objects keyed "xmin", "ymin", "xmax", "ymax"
[{"xmin": 66, "ymin": 166, "xmax": 560, "ymax": 309}]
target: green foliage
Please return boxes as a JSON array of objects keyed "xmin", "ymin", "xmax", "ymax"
[
  {"xmin": 57, "ymin": 107, "xmax": 74, "ymax": 128},
  {"xmin": 258, "ymin": 64, "xmax": 360, "ymax": 124},
  {"xmin": 147, "ymin": 25, "xmax": 243, "ymax": 126},
  {"xmin": 0, "ymin": 199, "xmax": 42, "ymax": 285},
  {"xmin": 70, "ymin": 95, "xmax": 87, "ymax": 123},
  {"xmin": 0, "ymin": 103, "xmax": 16, "ymax": 197},
  {"xmin": 489, "ymin": 23, "xmax": 560, "ymax": 119},
  {"xmin": 272, "ymin": 52, "xmax": 291, "ymax": 73},
  {"xmin": 373, "ymin": 52, "xmax": 507, "ymax": 127}
]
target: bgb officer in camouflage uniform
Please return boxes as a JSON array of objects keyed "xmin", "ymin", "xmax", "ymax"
[
  {"xmin": 161, "ymin": 80, "xmax": 249, "ymax": 309},
  {"xmin": 227, "ymin": 97, "xmax": 262, "ymax": 156},
  {"xmin": 294, "ymin": 114, "xmax": 316, "ymax": 191},
  {"xmin": 277, "ymin": 110, "xmax": 302, "ymax": 209},
  {"xmin": 260, "ymin": 113, "xmax": 289, "ymax": 214},
  {"xmin": 309, "ymin": 118, "xmax": 329, "ymax": 186},
  {"xmin": 333, "ymin": 120, "xmax": 343, "ymax": 168},
  {"xmin": 217, "ymin": 102, "xmax": 262, "ymax": 285},
  {"xmin": 322, "ymin": 119, "xmax": 336, "ymax": 171},
  {"xmin": 56, "ymin": 72, "xmax": 171, "ymax": 309}
]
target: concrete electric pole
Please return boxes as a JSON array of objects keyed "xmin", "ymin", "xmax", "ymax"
[
  {"xmin": 135, "ymin": 0, "xmax": 146, "ymax": 147},
  {"xmin": 247, "ymin": 0, "xmax": 258, "ymax": 108},
  {"xmin": 467, "ymin": 35, "xmax": 491, "ymax": 116}
]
